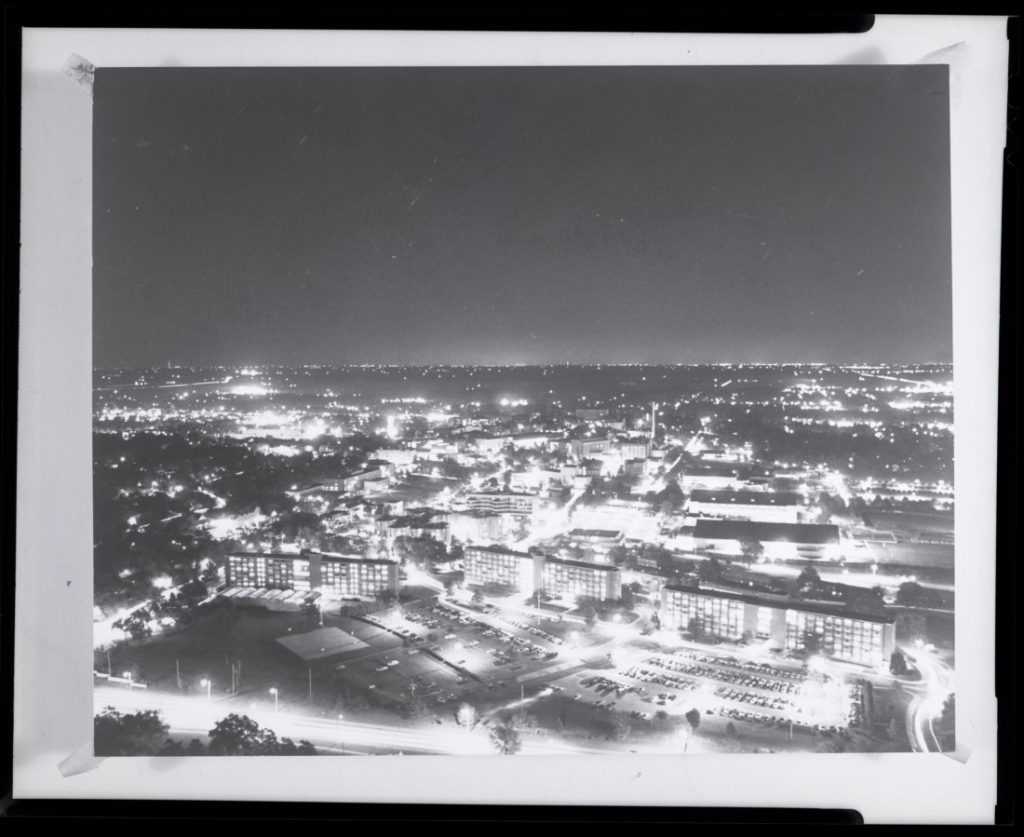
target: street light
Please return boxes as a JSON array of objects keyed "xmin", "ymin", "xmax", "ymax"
[
  {"xmin": 269, "ymin": 687, "xmax": 279, "ymax": 712},
  {"xmin": 123, "ymin": 671, "xmax": 133, "ymax": 689},
  {"xmin": 200, "ymin": 678, "xmax": 211, "ymax": 700},
  {"xmin": 336, "ymin": 714, "xmax": 345, "ymax": 754}
]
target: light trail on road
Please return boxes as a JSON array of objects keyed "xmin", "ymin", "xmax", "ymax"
[{"xmin": 94, "ymin": 682, "xmax": 607, "ymax": 755}]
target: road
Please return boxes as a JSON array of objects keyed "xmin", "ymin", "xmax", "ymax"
[
  {"xmin": 899, "ymin": 647, "xmax": 954, "ymax": 753},
  {"xmin": 94, "ymin": 682, "xmax": 609, "ymax": 755},
  {"xmin": 512, "ymin": 488, "xmax": 587, "ymax": 551}
]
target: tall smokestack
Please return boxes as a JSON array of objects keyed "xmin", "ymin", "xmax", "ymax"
[{"xmin": 650, "ymin": 402, "xmax": 657, "ymax": 444}]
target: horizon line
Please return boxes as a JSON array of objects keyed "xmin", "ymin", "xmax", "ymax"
[{"xmin": 94, "ymin": 360, "xmax": 954, "ymax": 371}]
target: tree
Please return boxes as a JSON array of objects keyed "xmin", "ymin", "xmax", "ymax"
[
  {"xmin": 582, "ymin": 605, "xmax": 598, "ymax": 630},
  {"xmin": 739, "ymin": 536, "xmax": 764, "ymax": 564},
  {"xmin": 685, "ymin": 708, "xmax": 701, "ymax": 733},
  {"xmin": 94, "ymin": 707, "xmax": 170, "ymax": 756},
  {"xmin": 608, "ymin": 545, "xmax": 629, "ymax": 567},
  {"xmin": 847, "ymin": 588, "xmax": 887, "ymax": 617},
  {"xmin": 896, "ymin": 582, "xmax": 941, "ymax": 609},
  {"xmin": 611, "ymin": 713, "xmax": 632, "ymax": 742},
  {"xmin": 394, "ymin": 536, "xmax": 446, "ymax": 568},
  {"xmin": 655, "ymin": 480, "xmax": 685, "ymax": 511},
  {"xmin": 802, "ymin": 631, "xmax": 823, "ymax": 657},
  {"xmin": 159, "ymin": 738, "xmax": 186, "ymax": 756},
  {"xmin": 889, "ymin": 649, "xmax": 910, "ymax": 676},
  {"xmin": 113, "ymin": 610, "xmax": 153, "ymax": 641},
  {"xmin": 206, "ymin": 713, "xmax": 315, "ymax": 756},
  {"xmin": 895, "ymin": 612, "xmax": 929, "ymax": 644},
  {"xmin": 509, "ymin": 707, "xmax": 536, "ymax": 730},
  {"xmin": 207, "ymin": 713, "xmax": 264, "ymax": 756},
  {"xmin": 489, "ymin": 722, "xmax": 522, "ymax": 755},
  {"xmin": 405, "ymin": 694, "xmax": 432, "ymax": 721},
  {"xmin": 456, "ymin": 702, "xmax": 479, "ymax": 730},
  {"xmin": 796, "ymin": 565, "xmax": 820, "ymax": 588},
  {"xmin": 687, "ymin": 616, "xmax": 704, "ymax": 641},
  {"xmin": 471, "ymin": 590, "xmax": 485, "ymax": 605},
  {"xmin": 816, "ymin": 738, "xmax": 845, "ymax": 753},
  {"xmin": 697, "ymin": 557, "xmax": 723, "ymax": 583}
]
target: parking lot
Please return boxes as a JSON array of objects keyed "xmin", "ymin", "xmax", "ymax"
[
  {"xmin": 547, "ymin": 640, "xmax": 863, "ymax": 744},
  {"xmin": 357, "ymin": 599, "xmax": 584, "ymax": 712}
]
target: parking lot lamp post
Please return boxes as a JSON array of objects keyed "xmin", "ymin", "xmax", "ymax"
[
  {"xmin": 269, "ymin": 687, "xmax": 279, "ymax": 712},
  {"xmin": 200, "ymin": 678, "xmax": 211, "ymax": 701},
  {"xmin": 337, "ymin": 714, "xmax": 344, "ymax": 753},
  {"xmin": 123, "ymin": 671, "xmax": 133, "ymax": 689}
]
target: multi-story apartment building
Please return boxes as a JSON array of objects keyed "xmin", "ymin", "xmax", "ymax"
[
  {"xmin": 447, "ymin": 510, "xmax": 511, "ymax": 544},
  {"xmin": 463, "ymin": 545, "xmax": 543, "ymax": 594},
  {"xmin": 660, "ymin": 585, "xmax": 895, "ymax": 667},
  {"xmin": 224, "ymin": 551, "xmax": 399, "ymax": 600},
  {"xmin": 317, "ymin": 553, "xmax": 400, "ymax": 599},
  {"xmin": 618, "ymin": 439, "xmax": 651, "ymax": 460},
  {"xmin": 569, "ymin": 437, "xmax": 610, "ymax": 459},
  {"xmin": 465, "ymin": 490, "xmax": 538, "ymax": 516},
  {"xmin": 541, "ymin": 557, "xmax": 621, "ymax": 602}
]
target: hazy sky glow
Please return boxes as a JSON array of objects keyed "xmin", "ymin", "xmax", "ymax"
[{"xmin": 94, "ymin": 65, "xmax": 951, "ymax": 367}]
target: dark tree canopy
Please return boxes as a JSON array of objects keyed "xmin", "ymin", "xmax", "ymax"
[{"xmin": 94, "ymin": 707, "xmax": 170, "ymax": 756}]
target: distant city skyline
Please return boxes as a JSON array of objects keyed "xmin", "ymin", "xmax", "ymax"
[{"xmin": 94, "ymin": 65, "xmax": 951, "ymax": 368}]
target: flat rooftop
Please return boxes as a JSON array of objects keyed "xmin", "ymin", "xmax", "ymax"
[
  {"xmin": 688, "ymin": 489, "xmax": 802, "ymax": 506},
  {"xmin": 663, "ymin": 583, "xmax": 894, "ymax": 624},
  {"xmin": 693, "ymin": 519, "xmax": 840, "ymax": 545}
]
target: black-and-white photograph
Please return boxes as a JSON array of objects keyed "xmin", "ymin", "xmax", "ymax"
[{"xmin": 87, "ymin": 61, "xmax": 960, "ymax": 759}]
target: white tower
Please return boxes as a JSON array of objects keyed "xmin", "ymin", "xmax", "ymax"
[{"xmin": 649, "ymin": 402, "xmax": 657, "ymax": 444}]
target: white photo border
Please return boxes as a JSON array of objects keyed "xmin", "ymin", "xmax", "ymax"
[{"xmin": 16, "ymin": 16, "xmax": 1006, "ymax": 823}]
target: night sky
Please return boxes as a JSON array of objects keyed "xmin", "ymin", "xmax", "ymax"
[{"xmin": 93, "ymin": 65, "xmax": 951, "ymax": 368}]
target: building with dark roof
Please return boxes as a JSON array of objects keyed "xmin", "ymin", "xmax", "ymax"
[
  {"xmin": 687, "ymin": 489, "xmax": 806, "ymax": 523},
  {"xmin": 660, "ymin": 583, "xmax": 894, "ymax": 667},
  {"xmin": 693, "ymin": 519, "xmax": 842, "ymax": 560}
]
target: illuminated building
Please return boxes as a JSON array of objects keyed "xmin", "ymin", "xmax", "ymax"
[
  {"xmin": 686, "ymin": 489, "xmax": 806, "ymax": 523},
  {"xmin": 472, "ymin": 434, "xmax": 511, "ymax": 455},
  {"xmin": 315, "ymin": 552, "xmax": 400, "ymax": 599},
  {"xmin": 318, "ymin": 466, "xmax": 388, "ymax": 493},
  {"xmin": 567, "ymin": 528, "xmax": 625, "ymax": 552},
  {"xmin": 509, "ymin": 469, "xmax": 559, "ymax": 492},
  {"xmin": 623, "ymin": 458, "xmax": 646, "ymax": 477},
  {"xmin": 660, "ymin": 585, "xmax": 895, "ymax": 666},
  {"xmin": 375, "ymin": 448, "xmax": 417, "ymax": 467},
  {"xmin": 465, "ymin": 490, "xmax": 538, "ymax": 516},
  {"xmin": 464, "ymin": 545, "xmax": 543, "ymax": 593},
  {"xmin": 447, "ymin": 510, "xmax": 510, "ymax": 544},
  {"xmin": 224, "ymin": 551, "xmax": 399, "ymax": 600},
  {"xmin": 569, "ymin": 437, "xmax": 610, "ymax": 458},
  {"xmin": 679, "ymin": 462, "xmax": 746, "ymax": 491},
  {"xmin": 510, "ymin": 432, "xmax": 554, "ymax": 449},
  {"xmin": 382, "ymin": 516, "xmax": 450, "ymax": 547},
  {"xmin": 680, "ymin": 462, "xmax": 775, "ymax": 491},
  {"xmin": 542, "ymin": 557, "xmax": 621, "ymax": 602},
  {"xmin": 618, "ymin": 439, "xmax": 651, "ymax": 460},
  {"xmin": 693, "ymin": 519, "xmax": 842, "ymax": 560}
]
